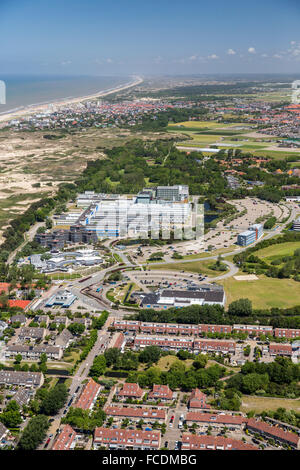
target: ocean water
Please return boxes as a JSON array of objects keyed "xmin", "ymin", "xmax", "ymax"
[{"xmin": 0, "ymin": 75, "xmax": 131, "ymax": 114}]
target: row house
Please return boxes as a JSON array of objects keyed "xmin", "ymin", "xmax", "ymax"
[
  {"xmin": 181, "ymin": 434, "xmax": 258, "ymax": 451},
  {"xmin": 269, "ymin": 343, "xmax": 292, "ymax": 356},
  {"xmin": 134, "ymin": 336, "xmax": 194, "ymax": 352},
  {"xmin": 113, "ymin": 320, "xmax": 140, "ymax": 332},
  {"xmin": 194, "ymin": 339, "xmax": 236, "ymax": 354},
  {"xmin": 5, "ymin": 344, "xmax": 63, "ymax": 360},
  {"xmin": 198, "ymin": 324, "xmax": 232, "ymax": 335},
  {"xmin": 0, "ymin": 371, "xmax": 44, "ymax": 388},
  {"xmin": 73, "ymin": 378, "xmax": 101, "ymax": 410},
  {"xmin": 148, "ymin": 384, "xmax": 174, "ymax": 402},
  {"xmin": 188, "ymin": 389, "xmax": 210, "ymax": 409},
  {"xmin": 233, "ymin": 324, "xmax": 273, "ymax": 336},
  {"xmin": 185, "ymin": 412, "xmax": 246, "ymax": 431},
  {"xmin": 104, "ymin": 406, "xmax": 166, "ymax": 423},
  {"xmin": 93, "ymin": 428, "xmax": 161, "ymax": 450},
  {"xmin": 247, "ymin": 418, "xmax": 300, "ymax": 449},
  {"xmin": 117, "ymin": 383, "xmax": 144, "ymax": 400},
  {"xmin": 274, "ymin": 328, "xmax": 300, "ymax": 339},
  {"xmin": 52, "ymin": 425, "xmax": 78, "ymax": 451}
]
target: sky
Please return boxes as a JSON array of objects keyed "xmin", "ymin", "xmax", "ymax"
[{"xmin": 1, "ymin": 0, "xmax": 300, "ymax": 76}]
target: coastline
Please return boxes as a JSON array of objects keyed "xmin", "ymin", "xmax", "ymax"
[{"xmin": 0, "ymin": 75, "xmax": 143, "ymax": 124}]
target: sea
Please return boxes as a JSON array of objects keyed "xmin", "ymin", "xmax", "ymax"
[{"xmin": 0, "ymin": 75, "xmax": 131, "ymax": 114}]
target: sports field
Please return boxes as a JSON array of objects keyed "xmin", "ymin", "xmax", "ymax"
[{"xmin": 220, "ymin": 275, "xmax": 300, "ymax": 309}]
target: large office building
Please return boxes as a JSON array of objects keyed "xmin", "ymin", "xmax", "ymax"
[
  {"xmin": 155, "ymin": 185, "xmax": 189, "ymax": 202},
  {"xmin": 237, "ymin": 223, "xmax": 263, "ymax": 247}
]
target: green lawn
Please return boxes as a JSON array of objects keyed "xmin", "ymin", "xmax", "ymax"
[
  {"xmin": 220, "ymin": 275, "xmax": 300, "ymax": 309},
  {"xmin": 255, "ymin": 241, "xmax": 300, "ymax": 262},
  {"xmin": 148, "ymin": 259, "xmax": 228, "ymax": 276}
]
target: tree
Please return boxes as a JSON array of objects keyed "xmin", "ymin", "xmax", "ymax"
[
  {"xmin": 68, "ymin": 323, "xmax": 85, "ymax": 336},
  {"xmin": 228, "ymin": 298, "xmax": 252, "ymax": 317},
  {"xmin": 17, "ymin": 415, "xmax": 49, "ymax": 450},
  {"xmin": 89, "ymin": 355, "xmax": 106, "ymax": 378},
  {"xmin": 39, "ymin": 383, "xmax": 68, "ymax": 416},
  {"xmin": 138, "ymin": 346, "xmax": 162, "ymax": 364},
  {"xmin": 104, "ymin": 348, "xmax": 121, "ymax": 368},
  {"xmin": 14, "ymin": 354, "xmax": 23, "ymax": 364}
]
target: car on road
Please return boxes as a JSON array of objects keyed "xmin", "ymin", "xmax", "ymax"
[
  {"xmin": 164, "ymin": 441, "xmax": 168, "ymax": 448},
  {"xmin": 169, "ymin": 422, "xmax": 173, "ymax": 428}
]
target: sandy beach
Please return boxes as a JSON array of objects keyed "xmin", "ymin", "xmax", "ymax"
[{"xmin": 0, "ymin": 75, "xmax": 143, "ymax": 124}]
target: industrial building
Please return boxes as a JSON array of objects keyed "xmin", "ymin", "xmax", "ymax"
[{"xmin": 140, "ymin": 287, "xmax": 225, "ymax": 309}]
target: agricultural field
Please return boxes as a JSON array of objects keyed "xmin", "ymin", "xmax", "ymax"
[{"xmin": 220, "ymin": 275, "xmax": 300, "ymax": 309}]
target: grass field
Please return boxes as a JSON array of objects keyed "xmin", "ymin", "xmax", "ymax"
[
  {"xmin": 156, "ymin": 355, "xmax": 194, "ymax": 371},
  {"xmin": 241, "ymin": 396, "xmax": 300, "ymax": 414},
  {"xmin": 149, "ymin": 259, "xmax": 228, "ymax": 276},
  {"xmin": 220, "ymin": 275, "xmax": 300, "ymax": 309},
  {"xmin": 255, "ymin": 241, "xmax": 300, "ymax": 262}
]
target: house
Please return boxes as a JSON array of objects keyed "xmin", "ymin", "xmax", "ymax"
[
  {"xmin": 117, "ymin": 383, "xmax": 144, "ymax": 400},
  {"xmin": 269, "ymin": 343, "xmax": 292, "ymax": 356},
  {"xmin": 109, "ymin": 332, "xmax": 126, "ymax": 351},
  {"xmin": 188, "ymin": 389, "xmax": 210, "ymax": 409},
  {"xmin": 5, "ymin": 344, "xmax": 63, "ymax": 360},
  {"xmin": 181, "ymin": 434, "xmax": 258, "ymax": 451},
  {"xmin": 93, "ymin": 428, "xmax": 161, "ymax": 450},
  {"xmin": 193, "ymin": 339, "xmax": 236, "ymax": 354},
  {"xmin": 52, "ymin": 316, "xmax": 69, "ymax": 327},
  {"xmin": 10, "ymin": 314, "xmax": 26, "ymax": 325},
  {"xmin": 73, "ymin": 378, "xmax": 101, "ymax": 411},
  {"xmin": 12, "ymin": 387, "xmax": 32, "ymax": 407},
  {"xmin": 55, "ymin": 329, "xmax": 75, "ymax": 349},
  {"xmin": 247, "ymin": 418, "xmax": 300, "ymax": 449},
  {"xmin": 0, "ymin": 371, "xmax": 44, "ymax": 388},
  {"xmin": 0, "ymin": 320, "xmax": 8, "ymax": 335},
  {"xmin": 17, "ymin": 327, "xmax": 46, "ymax": 341},
  {"xmin": 0, "ymin": 422, "xmax": 9, "ymax": 448},
  {"xmin": 34, "ymin": 315, "xmax": 50, "ymax": 327},
  {"xmin": 52, "ymin": 425, "xmax": 78, "ymax": 451},
  {"xmin": 72, "ymin": 317, "xmax": 92, "ymax": 328},
  {"xmin": 185, "ymin": 412, "xmax": 246, "ymax": 431},
  {"xmin": 274, "ymin": 328, "xmax": 300, "ymax": 339},
  {"xmin": 104, "ymin": 406, "xmax": 166, "ymax": 423},
  {"xmin": 148, "ymin": 384, "xmax": 174, "ymax": 402}
]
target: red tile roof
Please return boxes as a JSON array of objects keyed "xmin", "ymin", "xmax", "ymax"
[
  {"xmin": 189, "ymin": 389, "xmax": 210, "ymax": 409},
  {"xmin": 186, "ymin": 412, "xmax": 245, "ymax": 425},
  {"xmin": 52, "ymin": 425, "xmax": 77, "ymax": 451},
  {"xmin": 104, "ymin": 406, "xmax": 166, "ymax": 420},
  {"xmin": 148, "ymin": 384, "xmax": 173, "ymax": 400},
  {"xmin": 94, "ymin": 427, "xmax": 161, "ymax": 449},
  {"xmin": 181, "ymin": 434, "xmax": 258, "ymax": 450},
  {"xmin": 73, "ymin": 378, "xmax": 101, "ymax": 410},
  {"xmin": 118, "ymin": 383, "xmax": 144, "ymax": 398},
  {"xmin": 247, "ymin": 418, "xmax": 300, "ymax": 446}
]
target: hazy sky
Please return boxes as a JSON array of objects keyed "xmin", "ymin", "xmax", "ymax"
[{"xmin": 1, "ymin": 0, "xmax": 300, "ymax": 75}]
